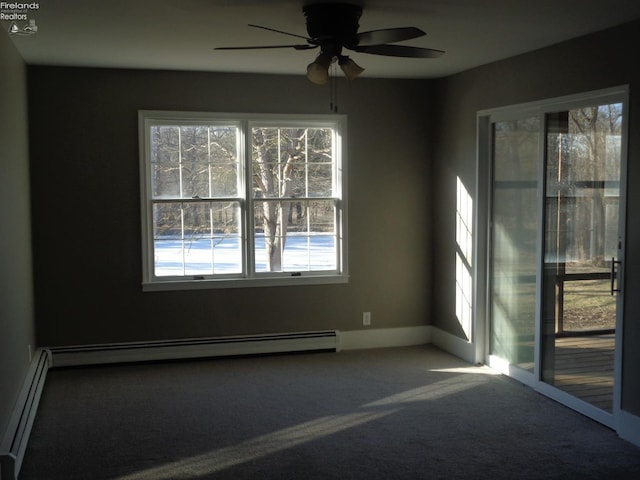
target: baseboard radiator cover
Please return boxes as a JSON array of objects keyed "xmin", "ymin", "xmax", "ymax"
[
  {"xmin": 48, "ymin": 330, "xmax": 340, "ymax": 368},
  {"xmin": 0, "ymin": 348, "xmax": 51, "ymax": 480}
]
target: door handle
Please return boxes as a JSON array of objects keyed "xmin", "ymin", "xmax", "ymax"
[{"xmin": 611, "ymin": 257, "xmax": 622, "ymax": 295}]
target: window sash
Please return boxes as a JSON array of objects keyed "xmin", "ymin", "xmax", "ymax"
[{"xmin": 139, "ymin": 111, "xmax": 347, "ymax": 290}]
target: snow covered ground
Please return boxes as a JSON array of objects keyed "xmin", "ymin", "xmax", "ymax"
[{"xmin": 154, "ymin": 234, "xmax": 336, "ymax": 276}]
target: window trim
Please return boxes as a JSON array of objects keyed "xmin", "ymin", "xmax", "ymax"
[{"xmin": 138, "ymin": 110, "xmax": 348, "ymax": 291}]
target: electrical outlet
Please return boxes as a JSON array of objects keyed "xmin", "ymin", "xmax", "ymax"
[{"xmin": 363, "ymin": 311, "xmax": 371, "ymax": 326}]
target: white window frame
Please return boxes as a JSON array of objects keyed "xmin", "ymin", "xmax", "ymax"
[{"xmin": 139, "ymin": 110, "xmax": 348, "ymax": 291}]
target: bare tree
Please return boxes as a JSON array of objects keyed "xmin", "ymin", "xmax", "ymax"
[{"xmin": 252, "ymin": 127, "xmax": 306, "ymax": 271}]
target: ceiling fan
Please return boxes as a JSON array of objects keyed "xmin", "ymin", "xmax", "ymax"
[{"xmin": 215, "ymin": 2, "xmax": 445, "ymax": 85}]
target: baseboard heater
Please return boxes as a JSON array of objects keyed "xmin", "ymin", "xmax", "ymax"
[
  {"xmin": 0, "ymin": 349, "xmax": 51, "ymax": 480},
  {"xmin": 48, "ymin": 330, "xmax": 340, "ymax": 368}
]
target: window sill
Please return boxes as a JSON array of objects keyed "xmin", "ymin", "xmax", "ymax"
[{"xmin": 142, "ymin": 274, "xmax": 349, "ymax": 292}]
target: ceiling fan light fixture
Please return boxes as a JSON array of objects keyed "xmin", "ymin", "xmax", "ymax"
[
  {"xmin": 306, "ymin": 52, "xmax": 333, "ymax": 85},
  {"xmin": 338, "ymin": 55, "xmax": 364, "ymax": 80}
]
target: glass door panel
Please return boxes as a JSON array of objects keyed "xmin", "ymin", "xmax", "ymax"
[
  {"xmin": 489, "ymin": 117, "xmax": 540, "ymax": 371},
  {"xmin": 541, "ymin": 103, "xmax": 622, "ymax": 412}
]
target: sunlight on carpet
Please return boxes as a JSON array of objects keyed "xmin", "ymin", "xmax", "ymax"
[
  {"xmin": 114, "ymin": 369, "xmax": 494, "ymax": 479},
  {"xmin": 114, "ymin": 409, "xmax": 397, "ymax": 479},
  {"xmin": 364, "ymin": 374, "xmax": 487, "ymax": 407},
  {"xmin": 429, "ymin": 366, "xmax": 501, "ymax": 375}
]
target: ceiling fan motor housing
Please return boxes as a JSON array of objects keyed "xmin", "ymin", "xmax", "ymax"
[{"xmin": 303, "ymin": 3, "xmax": 363, "ymax": 54}]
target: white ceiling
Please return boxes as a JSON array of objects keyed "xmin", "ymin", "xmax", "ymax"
[{"xmin": 5, "ymin": 0, "xmax": 640, "ymax": 79}]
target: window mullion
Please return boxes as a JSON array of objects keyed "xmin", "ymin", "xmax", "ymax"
[
  {"xmin": 180, "ymin": 201, "xmax": 186, "ymax": 276},
  {"xmin": 177, "ymin": 127, "xmax": 187, "ymax": 276},
  {"xmin": 244, "ymin": 120, "xmax": 255, "ymax": 278},
  {"xmin": 207, "ymin": 127, "xmax": 212, "ymax": 198},
  {"xmin": 207, "ymin": 128, "xmax": 213, "ymax": 272},
  {"xmin": 178, "ymin": 127, "xmax": 184, "ymax": 199},
  {"xmin": 277, "ymin": 128, "xmax": 283, "ymax": 266}
]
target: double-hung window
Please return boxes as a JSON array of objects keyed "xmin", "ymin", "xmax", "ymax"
[{"xmin": 139, "ymin": 111, "xmax": 347, "ymax": 290}]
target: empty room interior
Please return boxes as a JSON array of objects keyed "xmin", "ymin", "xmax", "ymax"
[{"xmin": 3, "ymin": 1, "xmax": 640, "ymax": 478}]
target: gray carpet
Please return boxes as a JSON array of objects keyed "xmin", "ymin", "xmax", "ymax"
[{"xmin": 19, "ymin": 345, "xmax": 640, "ymax": 479}]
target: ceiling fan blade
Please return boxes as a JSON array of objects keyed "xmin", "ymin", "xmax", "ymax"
[
  {"xmin": 352, "ymin": 44, "xmax": 445, "ymax": 58},
  {"xmin": 248, "ymin": 24, "xmax": 311, "ymax": 41},
  {"xmin": 355, "ymin": 27, "xmax": 426, "ymax": 46},
  {"xmin": 215, "ymin": 44, "xmax": 317, "ymax": 51}
]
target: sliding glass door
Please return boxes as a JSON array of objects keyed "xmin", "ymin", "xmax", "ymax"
[
  {"xmin": 483, "ymin": 87, "xmax": 627, "ymax": 423},
  {"xmin": 489, "ymin": 117, "xmax": 540, "ymax": 374},
  {"xmin": 541, "ymin": 103, "xmax": 623, "ymax": 413}
]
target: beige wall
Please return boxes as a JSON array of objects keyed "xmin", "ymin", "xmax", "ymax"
[
  {"xmin": 0, "ymin": 33, "xmax": 35, "ymax": 435},
  {"xmin": 26, "ymin": 68, "xmax": 434, "ymax": 346},
  {"xmin": 431, "ymin": 20, "xmax": 640, "ymax": 415}
]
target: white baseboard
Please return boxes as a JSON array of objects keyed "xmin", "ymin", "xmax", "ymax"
[
  {"xmin": 337, "ymin": 326, "xmax": 431, "ymax": 351},
  {"xmin": 0, "ymin": 349, "xmax": 51, "ymax": 480},
  {"xmin": 618, "ymin": 409, "xmax": 640, "ymax": 447},
  {"xmin": 430, "ymin": 327, "xmax": 478, "ymax": 364}
]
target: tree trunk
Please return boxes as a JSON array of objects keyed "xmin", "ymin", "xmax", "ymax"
[{"xmin": 252, "ymin": 128, "xmax": 305, "ymax": 271}]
